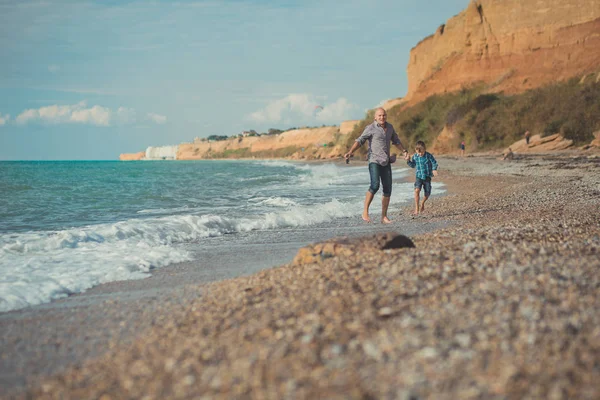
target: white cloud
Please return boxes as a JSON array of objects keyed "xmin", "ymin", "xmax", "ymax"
[
  {"xmin": 115, "ymin": 107, "xmax": 137, "ymax": 125},
  {"xmin": 314, "ymin": 98, "xmax": 360, "ymax": 122},
  {"xmin": 375, "ymin": 99, "xmax": 391, "ymax": 108},
  {"xmin": 14, "ymin": 102, "xmax": 166, "ymax": 127},
  {"xmin": 70, "ymin": 105, "xmax": 111, "ymax": 126},
  {"xmin": 146, "ymin": 112, "xmax": 167, "ymax": 124},
  {"xmin": 15, "ymin": 109, "xmax": 38, "ymax": 124},
  {"xmin": 0, "ymin": 113, "xmax": 9, "ymax": 126},
  {"xmin": 372, "ymin": 97, "xmax": 404, "ymax": 112},
  {"xmin": 248, "ymin": 93, "xmax": 314, "ymax": 123},
  {"xmin": 248, "ymin": 94, "xmax": 359, "ymax": 125},
  {"xmin": 16, "ymin": 101, "xmax": 111, "ymax": 126}
]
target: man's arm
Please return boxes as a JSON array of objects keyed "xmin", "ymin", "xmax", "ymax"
[
  {"xmin": 345, "ymin": 126, "xmax": 373, "ymax": 160},
  {"xmin": 394, "ymin": 143, "xmax": 408, "ymax": 156},
  {"xmin": 344, "ymin": 141, "xmax": 361, "ymax": 160},
  {"xmin": 390, "ymin": 128, "xmax": 408, "ymax": 155}
]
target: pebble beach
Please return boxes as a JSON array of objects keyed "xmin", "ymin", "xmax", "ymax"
[{"xmin": 3, "ymin": 152, "xmax": 600, "ymax": 399}]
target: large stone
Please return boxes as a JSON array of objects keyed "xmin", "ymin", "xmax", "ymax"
[
  {"xmin": 291, "ymin": 232, "xmax": 415, "ymax": 266},
  {"xmin": 505, "ymin": 134, "xmax": 573, "ymax": 154}
]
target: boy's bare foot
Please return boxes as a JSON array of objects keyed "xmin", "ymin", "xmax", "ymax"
[
  {"xmin": 420, "ymin": 203, "xmax": 426, "ymax": 213},
  {"xmin": 362, "ymin": 214, "xmax": 372, "ymax": 223},
  {"xmin": 382, "ymin": 216, "xmax": 392, "ymax": 224},
  {"xmin": 413, "ymin": 210, "xmax": 420, "ymax": 215}
]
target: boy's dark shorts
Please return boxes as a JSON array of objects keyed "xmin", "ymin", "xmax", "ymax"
[{"xmin": 414, "ymin": 177, "xmax": 432, "ymax": 197}]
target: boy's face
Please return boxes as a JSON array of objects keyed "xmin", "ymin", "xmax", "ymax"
[{"xmin": 416, "ymin": 148, "xmax": 425, "ymax": 156}]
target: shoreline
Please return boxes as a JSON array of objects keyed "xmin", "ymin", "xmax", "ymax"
[
  {"xmin": 0, "ymin": 165, "xmax": 442, "ymax": 396},
  {"xmin": 3, "ymin": 153, "xmax": 600, "ymax": 399}
]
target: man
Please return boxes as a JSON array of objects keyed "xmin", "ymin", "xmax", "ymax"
[{"xmin": 344, "ymin": 108, "xmax": 408, "ymax": 223}]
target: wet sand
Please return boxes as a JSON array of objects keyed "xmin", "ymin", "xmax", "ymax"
[{"xmin": 2, "ymin": 152, "xmax": 600, "ymax": 399}]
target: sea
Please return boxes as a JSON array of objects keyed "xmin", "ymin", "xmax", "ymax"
[{"xmin": 0, "ymin": 159, "xmax": 445, "ymax": 313}]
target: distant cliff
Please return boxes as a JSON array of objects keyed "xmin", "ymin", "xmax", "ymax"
[
  {"xmin": 404, "ymin": 0, "xmax": 600, "ymax": 105},
  {"xmin": 177, "ymin": 126, "xmax": 348, "ymax": 160},
  {"xmin": 119, "ymin": 151, "xmax": 145, "ymax": 161},
  {"xmin": 119, "ymin": 124, "xmax": 360, "ymax": 161},
  {"xmin": 119, "ymin": 146, "xmax": 178, "ymax": 161},
  {"xmin": 146, "ymin": 146, "xmax": 178, "ymax": 160}
]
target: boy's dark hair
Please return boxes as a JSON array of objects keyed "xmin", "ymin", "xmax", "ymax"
[{"xmin": 415, "ymin": 140, "xmax": 426, "ymax": 152}]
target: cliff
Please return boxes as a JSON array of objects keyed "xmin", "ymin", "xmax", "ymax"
[
  {"xmin": 119, "ymin": 151, "xmax": 145, "ymax": 161},
  {"xmin": 120, "ymin": 126, "xmax": 353, "ymax": 161},
  {"xmin": 339, "ymin": 120, "xmax": 362, "ymax": 135},
  {"xmin": 405, "ymin": 0, "xmax": 600, "ymax": 105},
  {"xmin": 146, "ymin": 146, "xmax": 178, "ymax": 160},
  {"xmin": 177, "ymin": 126, "xmax": 346, "ymax": 160},
  {"xmin": 119, "ymin": 146, "xmax": 178, "ymax": 161}
]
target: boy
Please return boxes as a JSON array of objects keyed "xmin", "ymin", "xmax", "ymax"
[{"xmin": 405, "ymin": 140, "xmax": 438, "ymax": 215}]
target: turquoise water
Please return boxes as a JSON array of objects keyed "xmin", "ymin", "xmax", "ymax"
[
  {"xmin": 0, "ymin": 160, "xmax": 440, "ymax": 312},
  {"xmin": 1, "ymin": 160, "xmax": 315, "ymax": 233}
]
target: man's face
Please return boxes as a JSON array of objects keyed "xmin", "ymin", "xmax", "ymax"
[{"xmin": 375, "ymin": 109, "xmax": 387, "ymax": 125}]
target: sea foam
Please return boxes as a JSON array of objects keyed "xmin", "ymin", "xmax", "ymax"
[
  {"xmin": 0, "ymin": 159, "xmax": 444, "ymax": 313},
  {"xmin": 0, "ymin": 195, "xmax": 357, "ymax": 312}
]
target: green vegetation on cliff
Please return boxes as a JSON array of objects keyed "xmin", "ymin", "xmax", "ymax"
[
  {"xmin": 207, "ymin": 146, "xmax": 300, "ymax": 159},
  {"xmin": 346, "ymin": 76, "xmax": 600, "ymax": 154}
]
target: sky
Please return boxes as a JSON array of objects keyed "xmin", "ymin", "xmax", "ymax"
[{"xmin": 0, "ymin": 0, "xmax": 468, "ymax": 160}]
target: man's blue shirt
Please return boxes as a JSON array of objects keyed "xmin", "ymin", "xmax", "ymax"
[{"xmin": 407, "ymin": 152, "xmax": 438, "ymax": 180}]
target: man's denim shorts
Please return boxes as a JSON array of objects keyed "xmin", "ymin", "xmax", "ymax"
[
  {"xmin": 368, "ymin": 162, "xmax": 392, "ymax": 197},
  {"xmin": 414, "ymin": 177, "xmax": 432, "ymax": 197}
]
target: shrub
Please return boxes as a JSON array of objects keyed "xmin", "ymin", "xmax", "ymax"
[
  {"xmin": 560, "ymin": 117, "xmax": 591, "ymax": 143},
  {"xmin": 472, "ymin": 94, "xmax": 500, "ymax": 111},
  {"xmin": 207, "ymin": 135, "xmax": 229, "ymax": 141},
  {"xmin": 342, "ymin": 77, "xmax": 600, "ymax": 152},
  {"xmin": 544, "ymin": 120, "xmax": 564, "ymax": 136}
]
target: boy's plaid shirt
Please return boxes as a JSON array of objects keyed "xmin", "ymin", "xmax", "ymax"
[{"xmin": 407, "ymin": 152, "xmax": 438, "ymax": 180}]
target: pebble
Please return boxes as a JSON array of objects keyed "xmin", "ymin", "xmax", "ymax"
[{"xmin": 18, "ymin": 154, "xmax": 600, "ymax": 400}]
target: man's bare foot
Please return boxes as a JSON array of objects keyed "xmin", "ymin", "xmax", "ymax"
[
  {"xmin": 362, "ymin": 214, "xmax": 372, "ymax": 223},
  {"xmin": 382, "ymin": 216, "xmax": 392, "ymax": 224}
]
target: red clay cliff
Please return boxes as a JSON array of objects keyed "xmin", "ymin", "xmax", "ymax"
[{"xmin": 405, "ymin": 0, "xmax": 600, "ymax": 105}]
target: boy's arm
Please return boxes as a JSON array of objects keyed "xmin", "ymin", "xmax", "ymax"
[
  {"xmin": 407, "ymin": 155, "xmax": 416, "ymax": 168},
  {"xmin": 429, "ymin": 153, "xmax": 439, "ymax": 176}
]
